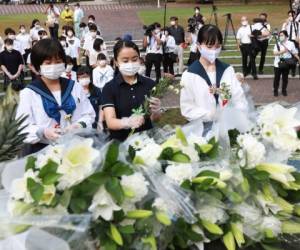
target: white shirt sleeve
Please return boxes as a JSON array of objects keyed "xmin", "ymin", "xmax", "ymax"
[
  {"xmin": 16, "ymin": 89, "xmax": 44, "ymax": 144},
  {"xmin": 72, "ymin": 84, "xmax": 96, "ymax": 127},
  {"xmin": 180, "ymin": 72, "xmax": 214, "ymax": 122},
  {"xmin": 236, "ymin": 28, "xmax": 241, "ymax": 40}
]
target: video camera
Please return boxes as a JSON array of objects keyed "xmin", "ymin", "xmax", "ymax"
[{"xmin": 143, "ymin": 24, "xmax": 156, "ymax": 37}]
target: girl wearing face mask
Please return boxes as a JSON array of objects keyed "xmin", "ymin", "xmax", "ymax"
[
  {"xmin": 16, "ymin": 39, "xmax": 95, "ymax": 155},
  {"xmin": 30, "ymin": 19, "xmax": 42, "ymax": 41},
  {"xmin": 180, "ymin": 24, "xmax": 248, "ymax": 135},
  {"xmin": 102, "ymin": 40, "xmax": 162, "ymax": 141},
  {"xmin": 59, "ymin": 36, "xmax": 71, "ymax": 57},
  {"xmin": 61, "ymin": 56, "xmax": 77, "ymax": 81},
  {"xmin": 89, "ymin": 38, "xmax": 109, "ymax": 69},
  {"xmin": 77, "ymin": 66, "xmax": 102, "ymax": 129},
  {"xmin": 273, "ymin": 30, "xmax": 300, "ymax": 97},
  {"xmin": 92, "ymin": 53, "xmax": 114, "ymax": 90},
  {"xmin": 16, "ymin": 25, "xmax": 31, "ymax": 63},
  {"xmin": 65, "ymin": 27, "xmax": 80, "ymax": 71}
]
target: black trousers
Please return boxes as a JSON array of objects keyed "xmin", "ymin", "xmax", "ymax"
[
  {"xmin": 273, "ymin": 67, "xmax": 289, "ymax": 93},
  {"xmin": 163, "ymin": 53, "xmax": 174, "ymax": 75},
  {"xmin": 258, "ymin": 39, "xmax": 269, "ymax": 72},
  {"xmin": 240, "ymin": 44, "xmax": 256, "ymax": 76},
  {"xmin": 145, "ymin": 53, "xmax": 162, "ymax": 83},
  {"xmin": 49, "ymin": 23, "xmax": 59, "ymax": 40}
]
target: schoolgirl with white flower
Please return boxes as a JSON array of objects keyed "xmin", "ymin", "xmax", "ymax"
[
  {"xmin": 16, "ymin": 39, "xmax": 95, "ymax": 155},
  {"xmin": 180, "ymin": 24, "xmax": 248, "ymax": 135}
]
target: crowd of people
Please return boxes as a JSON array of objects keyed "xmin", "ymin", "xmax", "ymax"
[{"xmin": 0, "ymin": 3, "xmax": 299, "ymax": 155}]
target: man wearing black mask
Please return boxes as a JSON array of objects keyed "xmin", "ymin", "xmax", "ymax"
[{"xmin": 169, "ymin": 16, "xmax": 185, "ymax": 76}]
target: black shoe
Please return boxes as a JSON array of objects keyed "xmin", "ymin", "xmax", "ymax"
[
  {"xmin": 258, "ymin": 70, "xmax": 264, "ymax": 75},
  {"xmin": 253, "ymin": 75, "xmax": 258, "ymax": 80},
  {"xmin": 282, "ymin": 90, "xmax": 288, "ymax": 96},
  {"xmin": 292, "ymin": 72, "xmax": 296, "ymax": 77},
  {"xmin": 274, "ymin": 91, "xmax": 279, "ymax": 97}
]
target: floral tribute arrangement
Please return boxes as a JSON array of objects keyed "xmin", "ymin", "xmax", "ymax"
[{"xmin": 1, "ymin": 103, "xmax": 300, "ymax": 250}]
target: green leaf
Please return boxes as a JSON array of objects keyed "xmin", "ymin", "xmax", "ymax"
[
  {"xmin": 103, "ymin": 142, "xmax": 119, "ymax": 171},
  {"xmin": 180, "ymin": 179, "xmax": 192, "ymax": 190},
  {"xmin": 253, "ymin": 170, "xmax": 270, "ymax": 181},
  {"xmin": 103, "ymin": 239, "xmax": 117, "ymax": 250},
  {"xmin": 176, "ymin": 127, "xmax": 188, "ymax": 146},
  {"xmin": 119, "ymin": 225, "xmax": 135, "ymax": 234},
  {"xmin": 70, "ymin": 197, "xmax": 87, "ymax": 213},
  {"xmin": 110, "ymin": 224, "xmax": 123, "ymax": 246},
  {"xmin": 159, "ymin": 147, "xmax": 174, "ymax": 161},
  {"xmin": 105, "ymin": 177, "xmax": 124, "ymax": 204},
  {"xmin": 261, "ymin": 243, "xmax": 282, "ymax": 250},
  {"xmin": 42, "ymin": 172, "xmax": 62, "ymax": 185},
  {"xmin": 38, "ymin": 160, "xmax": 59, "ymax": 179},
  {"xmin": 27, "ymin": 177, "xmax": 44, "ymax": 203},
  {"xmin": 59, "ymin": 189, "xmax": 73, "ymax": 207},
  {"xmin": 172, "ymin": 152, "xmax": 190, "ymax": 163},
  {"xmin": 25, "ymin": 156, "xmax": 37, "ymax": 171},
  {"xmin": 197, "ymin": 170, "xmax": 220, "ymax": 178},
  {"xmin": 88, "ymin": 172, "xmax": 109, "ymax": 186},
  {"xmin": 111, "ymin": 162, "xmax": 134, "ymax": 177},
  {"xmin": 127, "ymin": 145, "xmax": 136, "ymax": 162}
]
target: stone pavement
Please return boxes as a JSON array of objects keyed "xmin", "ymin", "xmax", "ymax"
[{"xmin": 161, "ymin": 78, "xmax": 300, "ymax": 108}]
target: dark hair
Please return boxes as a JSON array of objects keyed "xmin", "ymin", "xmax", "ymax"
[
  {"xmin": 38, "ymin": 30, "xmax": 47, "ymax": 36},
  {"xmin": 79, "ymin": 22, "xmax": 87, "ymax": 28},
  {"xmin": 194, "ymin": 6, "xmax": 200, "ymax": 11},
  {"xmin": 88, "ymin": 15, "xmax": 95, "ymax": 20},
  {"xmin": 93, "ymin": 38, "xmax": 104, "ymax": 51},
  {"xmin": 97, "ymin": 53, "xmax": 107, "ymax": 61},
  {"xmin": 31, "ymin": 39, "xmax": 66, "ymax": 71},
  {"xmin": 279, "ymin": 30, "xmax": 288, "ymax": 37},
  {"xmin": 170, "ymin": 16, "xmax": 178, "ymax": 21},
  {"xmin": 153, "ymin": 22, "xmax": 161, "ymax": 28},
  {"xmin": 89, "ymin": 23, "xmax": 97, "ymax": 32},
  {"xmin": 288, "ymin": 10, "xmax": 295, "ymax": 15},
  {"xmin": 19, "ymin": 25, "xmax": 25, "ymax": 29},
  {"xmin": 59, "ymin": 36, "xmax": 67, "ymax": 41},
  {"xmin": 65, "ymin": 55, "xmax": 73, "ymax": 65},
  {"xmin": 113, "ymin": 40, "xmax": 140, "ymax": 60},
  {"xmin": 64, "ymin": 3, "xmax": 69, "ymax": 7},
  {"xmin": 260, "ymin": 13, "xmax": 268, "ymax": 18},
  {"xmin": 66, "ymin": 26, "xmax": 75, "ymax": 35},
  {"xmin": 75, "ymin": 3, "xmax": 80, "ymax": 7},
  {"xmin": 197, "ymin": 24, "xmax": 223, "ymax": 45},
  {"xmin": 31, "ymin": 19, "xmax": 40, "ymax": 29},
  {"xmin": 4, "ymin": 38, "xmax": 13, "ymax": 45},
  {"xmin": 77, "ymin": 66, "xmax": 90, "ymax": 77},
  {"xmin": 4, "ymin": 28, "xmax": 15, "ymax": 36}
]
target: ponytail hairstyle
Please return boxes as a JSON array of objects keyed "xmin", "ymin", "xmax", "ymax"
[{"xmin": 113, "ymin": 39, "xmax": 140, "ymax": 75}]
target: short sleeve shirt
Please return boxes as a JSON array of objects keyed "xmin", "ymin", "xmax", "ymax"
[
  {"xmin": 102, "ymin": 73, "xmax": 156, "ymax": 141},
  {"xmin": 0, "ymin": 49, "xmax": 24, "ymax": 74}
]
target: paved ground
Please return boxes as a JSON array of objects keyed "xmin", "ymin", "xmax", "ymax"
[{"xmin": 161, "ymin": 78, "xmax": 300, "ymax": 108}]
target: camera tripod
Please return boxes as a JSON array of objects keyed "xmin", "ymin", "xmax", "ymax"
[
  {"xmin": 223, "ymin": 13, "xmax": 237, "ymax": 50},
  {"xmin": 209, "ymin": 5, "xmax": 219, "ymax": 28}
]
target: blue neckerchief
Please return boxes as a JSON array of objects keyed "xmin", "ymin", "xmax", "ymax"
[
  {"xmin": 27, "ymin": 78, "xmax": 76, "ymax": 124},
  {"xmin": 99, "ymin": 70, "xmax": 108, "ymax": 83},
  {"xmin": 188, "ymin": 59, "xmax": 229, "ymax": 104}
]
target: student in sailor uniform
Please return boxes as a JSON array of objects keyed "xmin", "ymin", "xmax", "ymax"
[
  {"xmin": 61, "ymin": 55, "xmax": 77, "ymax": 82},
  {"xmin": 180, "ymin": 24, "xmax": 248, "ymax": 135},
  {"xmin": 16, "ymin": 39, "xmax": 95, "ymax": 155},
  {"xmin": 92, "ymin": 53, "xmax": 114, "ymax": 90}
]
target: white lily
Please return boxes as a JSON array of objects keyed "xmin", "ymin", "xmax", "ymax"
[
  {"xmin": 88, "ymin": 186, "xmax": 121, "ymax": 221},
  {"xmin": 36, "ymin": 145, "xmax": 64, "ymax": 169},
  {"xmin": 260, "ymin": 216, "xmax": 282, "ymax": 238}
]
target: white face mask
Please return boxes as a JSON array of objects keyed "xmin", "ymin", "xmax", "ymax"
[
  {"xmin": 98, "ymin": 60, "xmax": 107, "ymax": 67},
  {"xmin": 78, "ymin": 78, "xmax": 90, "ymax": 86},
  {"xmin": 6, "ymin": 45, "xmax": 13, "ymax": 51},
  {"xmin": 90, "ymin": 32, "xmax": 97, "ymax": 38},
  {"xmin": 67, "ymin": 31, "xmax": 73, "ymax": 37},
  {"xmin": 199, "ymin": 46, "xmax": 222, "ymax": 64},
  {"xmin": 195, "ymin": 10, "xmax": 200, "ymax": 14},
  {"xmin": 119, "ymin": 62, "xmax": 140, "ymax": 76},
  {"xmin": 20, "ymin": 29, "xmax": 26, "ymax": 34},
  {"xmin": 40, "ymin": 63, "xmax": 65, "ymax": 80},
  {"xmin": 8, "ymin": 34, "xmax": 15, "ymax": 40},
  {"xmin": 88, "ymin": 19, "xmax": 94, "ymax": 23},
  {"xmin": 154, "ymin": 29, "xmax": 160, "ymax": 34},
  {"xmin": 241, "ymin": 20, "xmax": 248, "ymax": 26},
  {"xmin": 279, "ymin": 36, "xmax": 286, "ymax": 42},
  {"xmin": 170, "ymin": 21, "xmax": 176, "ymax": 26},
  {"xmin": 66, "ymin": 65, "xmax": 73, "ymax": 72},
  {"xmin": 42, "ymin": 35, "xmax": 48, "ymax": 39}
]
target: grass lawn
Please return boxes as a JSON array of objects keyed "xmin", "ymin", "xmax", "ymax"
[
  {"xmin": 138, "ymin": 4, "xmax": 289, "ymax": 31},
  {"xmin": 0, "ymin": 13, "xmax": 45, "ymax": 36},
  {"xmin": 156, "ymin": 108, "xmax": 186, "ymax": 127}
]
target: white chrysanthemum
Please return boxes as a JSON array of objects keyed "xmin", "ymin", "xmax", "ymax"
[
  {"xmin": 36, "ymin": 145, "xmax": 64, "ymax": 169},
  {"xmin": 135, "ymin": 142, "xmax": 162, "ymax": 167},
  {"xmin": 237, "ymin": 134, "xmax": 266, "ymax": 168},
  {"xmin": 126, "ymin": 134, "xmax": 155, "ymax": 150},
  {"xmin": 152, "ymin": 198, "xmax": 168, "ymax": 212},
  {"xmin": 121, "ymin": 200, "xmax": 136, "ymax": 214},
  {"xmin": 88, "ymin": 186, "xmax": 121, "ymax": 221},
  {"xmin": 165, "ymin": 164, "xmax": 194, "ymax": 185},
  {"xmin": 260, "ymin": 216, "xmax": 282, "ymax": 237},
  {"xmin": 233, "ymin": 203, "xmax": 262, "ymax": 225},
  {"xmin": 10, "ymin": 169, "xmax": 37, "ymax": 203},
  {"xmin": 57, "ymin": 138, "xmax": 100, "ymax": 190},
  {"xmin": 198, "ymin": 205, "xmax": 228, "ymax": 224},
  {"xmin": 120, "ymin": 173, "xmax": 149, "ymax": 202}
]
